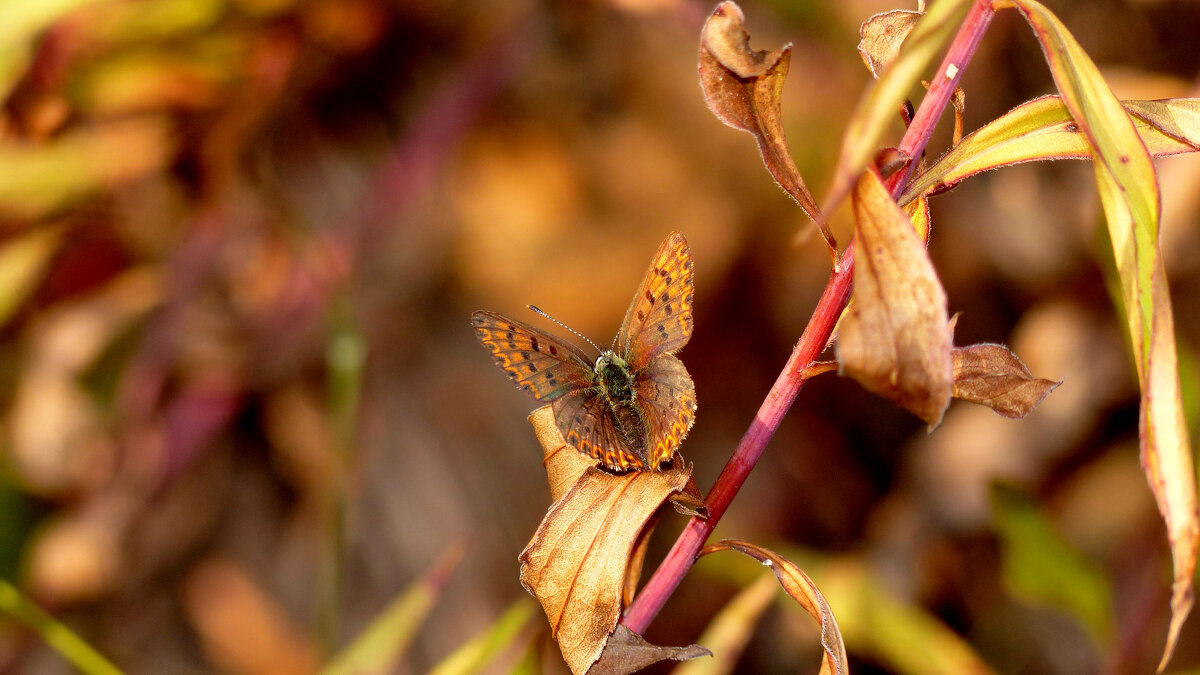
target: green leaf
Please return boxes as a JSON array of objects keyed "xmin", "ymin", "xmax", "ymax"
[
  {"xmin": 991, "ymin": 485, "xmax": 1113, "ymax": 646},
  {"xmin": 427, "ymin": 599, "xmax": 537, "ymax": 675},
  {"xmin": 999, "ymin": 2, "xmax": 1198, "ymax": 669},
  {"xmin": 0, "ymin": 579, "xmax": 122, "ymax": 675},
  {"xmin": 320, "ymin": 549, "xmax": 460, "ymax": 675}
]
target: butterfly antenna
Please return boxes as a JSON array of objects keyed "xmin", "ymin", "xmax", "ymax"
[{"xmin": 527, "ymin": 305, "xmax": 604, "ymax": 353}]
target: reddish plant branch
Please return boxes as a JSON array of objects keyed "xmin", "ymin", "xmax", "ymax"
[{"xmin": 622, "ymin": 0, "xmax": 996, "ymax": 634}]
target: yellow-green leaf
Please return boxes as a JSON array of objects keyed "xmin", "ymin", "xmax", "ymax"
[
  {"xmin": 825, "ymin": 0, "xmax": 971, "ymax": 212},
  {"xmin": 427, "ymin": 599, "xmax": 537, "ymax": 675},
  {"xmin": 901, "ymin": 97, "xmax": 1200, "ymax": 204},
  {"xmin": 1001, "ymin": 2, "xmax": 1199, "ymax": 669},
  {"xmin": 673, "ymin": 575, "xmax": 777, "ymax": 675},
  {"xmin": 998, "ymin": 2, "xmax": 1198, "ymax": 669},
  {"xmin": 0, "ymin": 117, "xmax": 176, "ymax": 219},
  {"xmin": 0, "ymin": 0, "xmax": 103, "ymax": 99},
  {"xmin": 0, "ymin": 226, "xmax": 63, "ymax": 328},
  {"xmin": 0, "ymin": 579, "xmax": 121, "ymax": 675},
  {"xmin": 321, "ymin": 548, "xmax": 461, "ymax": 675}
]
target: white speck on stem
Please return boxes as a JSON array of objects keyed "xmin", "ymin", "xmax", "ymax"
[
  {"xmin": 761, "ymin": 559, "xmax": 774, "ymax": 567},
  {"xmin": 946, "ymin": 63, "xmax": 959, "ymax": 79}
]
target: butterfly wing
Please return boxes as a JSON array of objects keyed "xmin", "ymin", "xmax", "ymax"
[
  {"xmin": 616, "ymin": 231, "xmax": 694, "ymax": 368},
  {"xmin": 553, "ymin": 392, "xmax": 646, "ymax": 472},
  {"xmin": 633, "ymin": 353, "xmax": 697, "ymax": 466},
  {"xmin": 472, "ymin": 310, "xmax": 594, "ymax": 401}
]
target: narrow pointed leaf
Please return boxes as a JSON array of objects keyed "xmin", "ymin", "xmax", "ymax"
[
  {"xmin": 901, "ymin": 97, "xmax": 1200, "ymax": 204},
  {"xmin": 999, "ymin": 2, "xmax": 1198, "ymax": 668},
  {"xmin": 826, "ymin": 0, "xmax": 971, "ymax": 210},
  {"xmin": 702, "ymin": 540, "xmax": 847, "ymax": 675},
  {"xmin": 699, "ymin": 2, "xmax": 827, "ymax": 246},
  {"xmin": 0, "ymin": 579, "xmax": 121, "ymax": 675},
  {"xmin": 427, "ymin": 599, "xmax": 537, "ymax": 675},
  {"xmin": 952, "ymin": 343, "xmax": 1061, "ymax": 419},
  {"xmin": 837, "ymin": 166, "xmax": 952, "ymax": 427},
  {"xmin": 0, "ymin": 226, "xmax": 63, "ymax": 328},
  {"xmin": 321, "ymin": 548, "xmax": 461, "ymax": 675},
  {"xmin": 673, "ymin": 575, "xmax": 777, "ymax": 675}
]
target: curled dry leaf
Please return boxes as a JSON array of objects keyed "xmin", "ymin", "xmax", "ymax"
[
  {"xmin": 698, "ymin": 2, "xmax": 830, "ymax": 250},
  {"xmin": 857, "ymin": 9, "xmax": 923, "ymax": 79},
  {"xmin": 586, "ymin": 624, "xmax": 710, "ymax": 675},
  {"xmin": 836, "ymin": 166, "xmax": 952, "ymax": 427},
  {"xmin": 952, "ymin": 343, "xmax": 1061, "ymax": 419},
  {"xmin": 523, "ymin": 406, "xmax": 696, "ymax": 673},
  {"xmin": 703, "ymin": 540, "xmax": 847, "ymax": 675}
]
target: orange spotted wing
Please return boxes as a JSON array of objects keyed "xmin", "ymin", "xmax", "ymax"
[{"xmin": 472, "ymin": 231, "xmax": 697, "ymax": 472}]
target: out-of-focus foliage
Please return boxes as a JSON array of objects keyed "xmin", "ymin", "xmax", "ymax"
[{"xmin": 0, "ymin": 0, "xmax": 1199, "ymax": 673}]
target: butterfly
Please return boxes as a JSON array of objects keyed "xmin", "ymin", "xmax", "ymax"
[{"xmin": 472, "ymin": 231, "xmax": 697, "ymax": 472}]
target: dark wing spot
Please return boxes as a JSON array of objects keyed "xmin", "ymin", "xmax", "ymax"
[
  {"xmin": 636, "ymin": 310, "xmax": 646, "ymax": 321},
  {"xmin": 644, "ymin": 289, "xmax": 656, "ymax": 305},
  {"xmin": 659, "ymin": 291, "xmax": 669, "ymax": 303},
  {"xmin": 549, "ymin": 345, "xmax": 558, "ymax": 356},
  {"xmin": 656, "ymin": 323, "xmax": 668, "ymax": 337},
  {"xmin": 530, "ymin": 336, "xmax": 540, "ymax": 352},
  {"xmin": 528, "ymin": 363, "xmax": 539, "ymax": 373},
  {"xmin": 520, "ymin": 351, "xmax": 530, "ymax": 359},
  {"xmin": 664, "ymin": 304, "xmax": 673, "ymax": 316}
]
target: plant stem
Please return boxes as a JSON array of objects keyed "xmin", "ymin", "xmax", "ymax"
[{"xmin": 621, "ymin": 0, "xmax": 996, "ymax": 634}]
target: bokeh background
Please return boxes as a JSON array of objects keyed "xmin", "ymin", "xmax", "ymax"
[{"xmin": 1, "ymin": 0, "xmax": 1200, "ymax": 673}]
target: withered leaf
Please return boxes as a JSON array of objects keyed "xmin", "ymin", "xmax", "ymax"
[
  {"xmin": 699, "ymin": 2, "xmax": 830, "ymax": 249},
  {"xmin": 520, "ymin": 459, "xmax": 692, "ymax": 673},
  {"xmin": 952, "ymin": 343, "xmax": 1061, "ymax": 418},
  {"xmin": 530, "ymin": 405, "xmax": 598, "ymax": 503},
  {"xmin": 858, "ymin": 9, "xmax": 923, "ymax": 79},
  {"xmin": 836, "ymin": 166, "xmax": 952, "ymax": 427},
  {"xmin": 703, "ymin": 540, "xmax": 848, "ymax": 675},
  {"xmin": 586, "ymin": 624, "xmax": 710, "ymax": 675}
]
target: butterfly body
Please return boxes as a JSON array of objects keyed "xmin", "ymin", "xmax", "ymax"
[{"xmin": 472, "ymin": 232, "xmax": 696, "ymax": 472}]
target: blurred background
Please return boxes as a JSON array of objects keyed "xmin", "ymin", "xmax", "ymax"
[{"xmin": 1, "ymin": 0, "xmax": 1199, "ymax": 673}]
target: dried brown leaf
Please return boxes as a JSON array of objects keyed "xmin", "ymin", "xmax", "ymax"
[
  {"xmin": 857, "ymin": 10, "xmax": 923, "ymax": 79},
  {"xmin": 699, "ymin": 2, "xmax": 829, "ymax": 248},
  {"xmin": 520, "ymin": 460, "xmax": 693, "ymax": 673},
  {"xmin": 530, "ymin": 405, "xmax": 598, "ymax": 503},
  {"xmin": 952, "ymin": 343, "xmax": 1061, "ymax": 418},
  {"xmin": 703, "ymin": 540, "xmax": 847, "ymax": 675},
  {"xmin": 836, "ymin": 166, "xmax": 952, "ymax": 427},
  {"xmin": 586, "ymin": 624, "xmax": 710, "ymax": 675}
]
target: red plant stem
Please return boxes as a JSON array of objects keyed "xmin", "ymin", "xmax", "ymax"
[{"xmin": 622, "ymin": 0, "xmax": 996, "ymax": 634}]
